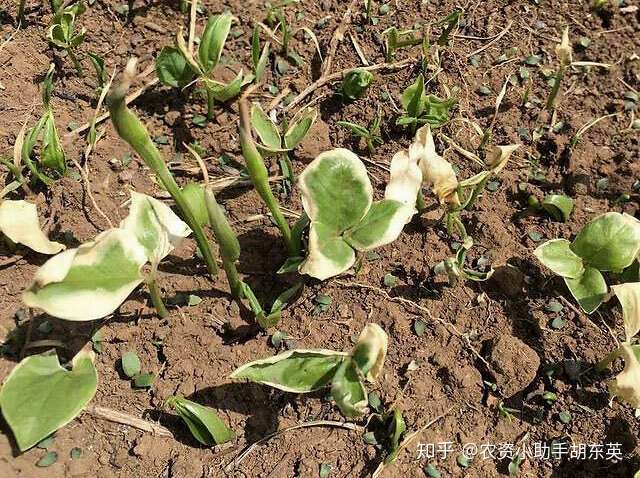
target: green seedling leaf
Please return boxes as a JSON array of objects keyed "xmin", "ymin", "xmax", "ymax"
[
  {"xmin": 457, "ymin": 454, "xmax": 470, "ymax": 468},
  {"xmin": 558, "ymin": 410, "xmax": 571, "ymax": 424},
  {"xmin": 284, "ymin": 107, "xmax": 318, "ymax": 149},
  {"xmin": 351, "ymin": 323, "xmax": 388, "ymax": 381},
  {"xmin": 570, "ymin": 212, "xmax": 640, "ymax": 271},
  {"xmin": 250, "ymin": 102, "xmax": 282, "ymax": 151},
  {"xmin": 550, "ymin": 317, "xmax": 566, "ymax": 329},
  {"xmin": 0, "ymin": 200, "xmax": 65, "ymax": 254},
  {"xmin": 368, "ymin": 391, "xmax": 383, "ymax": 412},
  {"xmin": 0, "ymin": 350, "xmax": 97, "ymax": 451},
  {"xmin": 187, "ymin": 294, "xmax": 202, "ymax": 306},
  {"xmin": 414, "ymin": 319, "xmax": 427, "ymax": 336},
  {"xmin": 330, "ymin": 358, "xmax": 368, "ymax": 417},
  {"xmin": 41, "ymin": 113, "xmax": 66, "ymax": 173},
  {"xmin": 22, "ymin": 228, "xmax": 148, "ymax": 321},
  {"xmin": 534, "ymin": 239, "xmax": 584, "ymax": 279},
  {"xmin": 341, "ymin": 69, "xmax": 374, "ymax": 101},
  {"xmin": 611, "ymin": 283, "xmax": 640, "ymax": 341},
  {"xmin": 70, "ymin": 447, "xmax": 82, "ymax": 459},
  {"xmin": 231, "ymin": 350, "xmax": 348, "ymax": 393},
  {"xmin": 299, "ymin": 148, "xmax": 419, "ymax": 279},
  {"xmin": 336, "ymin": 121, "xmax": 370, "ymax": 138},
  {"xmin": 542, "ymin": 194, "xmax": 574, "ymax": 222},
  {"xmin": 204, "ymin": 71, "xmax": 244, "ymax": 102},
  {"xmin": 199, "ymin": 12, "xmax": 233, "ymax": 73},
  {"xmin": 508, "ymin": 453, "xmax": 524, "ymax": 476},
  {"xmin": 155, "ymin": 47, "xmax": 196, "ymax": 88},
  {"xmin": 133, "ymin": 372, "xmax": 155, "ymax": 388},
  {"xmin": 564, "ymin": 267, "xmax": 607, "ymax": 314},
  {"xmin": 121, "ymin": 351, "xmax": 141, "ymax": 378},
  {"xmin": 167, "ymin": 395, "xmax": 234, "ymax": 445},
  {"xmin": 319, "ymin": 463, "xmax": 332, "ymax": 478},
  {"xmin": 425, "ymin": 464, "xmax": 442, "ymax": 478},
  {"xmin": 36, "ymin": 451, "xmax": 58, "ymax": 467}
]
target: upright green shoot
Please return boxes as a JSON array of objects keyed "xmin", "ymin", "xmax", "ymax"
[
  {"xmin": 337, "ymin": 107, "xmax": 383, "ymax": 155},
  {"xmin": 107, "ymin": 59, "xmax": 218, "ymax": 277},
  {"xmin": 546, "ymin": 27, "xmax": 571, "ymax": 111},
  {"xmin": 48, "ymin": 2, "xmax": 87, "ymax": 76}
]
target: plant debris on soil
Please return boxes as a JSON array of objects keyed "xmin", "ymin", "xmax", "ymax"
[{"xmin": 1, "ymin": 0, "xmax": 640, "ymax": 477}]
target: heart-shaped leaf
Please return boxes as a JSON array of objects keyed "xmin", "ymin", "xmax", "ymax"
[
  {"xmin": 0, "ymin": 350, "xmax": 97, "ymax": 451},
  {"xmin": 155, "ymin": 46, "xmax": 196, "ymax": 88},
  {"xmin": 542, "ymin": 194, "xmax": 574, "ymax": 222},
  {"xmin": 571, "ymin": 212, "xmax": 640, "ymax": 271}
]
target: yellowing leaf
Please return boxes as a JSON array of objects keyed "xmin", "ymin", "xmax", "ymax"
[
  {"xmin": 0, "ymin": 200, "xmax": 65, "ymax": 255},
  {"xmin": 351, "ymin": 323, "xmax": 388, "ymax": 382},
  {"xmin": 609, "ymin": 343, "xmax": 640, "ymax": 409},
  {"xmin": 385, "ymin": 151, "xmax": 422, "ymax": 217},
  {"xmin": 556, "ymin": 26, "xmax": 572, "ymax": 66},
  {"xmin": 23, "ymin": 228, "xmax": 147, "ymax": 321},
  {"xmin": 411, "ymin": 125, "xmax": 459, "ymax": 206},
  {"xmin": 611, "ymin": 283, "xmax": 640, "ymax": 341},
  {"xmin": 486, "ymin": 144, "xmax": 520, "ymax": 174}
]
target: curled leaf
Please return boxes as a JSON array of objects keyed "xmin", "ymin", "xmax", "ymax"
[
  {"xmin": 411, "ymin": 125, "xmax": 459, "ymax": 206},
  {"xmin": 230, "ymin": 349, "xmax": 348, "ymax": 393},
  {"xmin": 609, "ymin": 343, "xmax": 640, "ymax": 408},
  {"xmin": 284, "ymin": 107, "xmax": 318, "ymax": 150},
  {"xmin": 351, "ymin": 323, "xmax": 388, "ymax": 382},
  {"xmin": 485, "ymin": 144, "xmax": 520, "ymax": 174},
  {"xmin": 0, "ymin": 200, "xmax": 65, "ymax": 254},
  {"xmin": 330, "ymin": 358, "xmax": 368, "ymax": 418},
  {"xmin": 166, "ymin": 395, "xmax": 234, "ymax": 445},
  {"xmin": 384, "ymin": 150, "xmax": 422, "ymax": 218},
  {"xmin": 611, "ymin": 283, "xmax": 640, "ymax": 341}
]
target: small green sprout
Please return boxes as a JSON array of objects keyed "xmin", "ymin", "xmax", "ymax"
[
  {"xmin": 397, "ymin": 74, "xmax": 458, "ymax": 130},
  {"xmin": 337, "ymin": 107, "xmax": 383, "ymax": 155},
  {"xmin": 434, "ymin": 237, "xmax": 494, "ymax": 285},
  {"xmin": 251, "ymin": 26, "xmax": 271, "ymax": 83},
  {"xmin": 48, "ymin": 2, "xmax": 87, "ymax": 76},
  {"xmin": 434, "ymin": 9, "xmax": 462, "ymax": 46},
  {"xmin": 166, "ymin": 395, "xmax": 234, "ymax": 445},
  {"xmin": 527, "ymin": 194, "xmax": 574, "ymax": 222},
  {"xmin": 231, "ymin": 323, "xmax": 388, "ymax": 418},
  {"xmin": 382, "ymin": 26, "xmax": 422, "ymax": 61},
  {"xmin": 534, "ymin": 212, "xmax": 640, "ymax": 313},
  {"xmin": 340, "ymin": 69, "xmax": 374, "ymax": 101},
  {"xmin": 20, "ymin": 65, "xmax": 66, "ymax": 186},
  {"xmin": 155, "ymin": 11, "xmax": 248, "ymax": 120},
  {"xmin": 546, "ymin": 27, "xmax": 571, "ymax": 111}
]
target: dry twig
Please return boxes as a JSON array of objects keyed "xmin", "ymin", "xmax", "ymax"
[{"xmin": 85, "ymin": 405, "xmax": 174, "ymax": 438}]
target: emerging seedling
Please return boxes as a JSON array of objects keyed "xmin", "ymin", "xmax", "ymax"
[
  {"xmin": 534, "ymin": 212, "xmax": 640, "ymax": 313},
  {"xmin": 23, "ymin": 191, "xmax": 191, "ymax": 321},
  {"xmin": 231, "ymin": 323, "xmax": 387, "ymax": 418},
  {"xmin": 48, "ymin": 2, "xmax": 87, "ymax": 75},
  {"xmin": 546, "ymin": 27, "xmax": 571, "ymax": 111},
  {"xmin": 108, "ymin": 59, "xmax": 218, "ymax": 277},
  {"xmin": 337, "ymin": 107, "xmax": 383, "ymax": 155},
  {"xmin": 166, "ymin": 395, "xmax": 234, "ymax": 445},
  {"xmin": 527, "ymin": 193, "xmax": 574, "ymax": 222},
  {"xmin": 340, "ymin": 69, "xmax": 374, "ymax": 101},
  {"xmin": 434, "ymin": 9, "xmax": 462, "ymax": 46},
  {"xmin": 414, "ymin": 125, "xmax": 519, "ymax": 238},
  {"xmin": 20, "ymin": 65, "xmax": 66, "ymax": 186},
  {"xmin": 155, "ymin": 11, "xmax": 248, "ymax": 120},
  {"xmin": 382, "ymin": 27, "xmax": 422, "ymax": 61},
  {"xmin": 434, "ymin": 237, "xmax": 494, "ymax": 285},
  {"xmin": 0, "ymin": 349, "xmax": 97, "ymax": 451},
  {"xmin": 397, "ymin": 74, "xmax": 457, "ymax": 130},
  {"xmin": 297, "ymin": 145, "xmax": 421, "ymax": 280}
]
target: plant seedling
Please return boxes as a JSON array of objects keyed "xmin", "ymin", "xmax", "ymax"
[
  {"xmin": 231, "ymin": 323, "xmax": 387, "ymax": 418},
  {"xmin": 546, "ymin": 27, "xmax": 571, "ymax": 110},
  {"xmin": 382, "ymin": 26, "xmax": 422, "ymax": 61},
  {"xmin": 48, "ymin": 2, "xmax": 87, "ymax": 75},
  {"xmin": 20, "ymin": 65, "xmax": 66, "ymax": 186},
  {"xmin": 397, "ymin": 74, "xmax": 458, "ymax": 130},
  {"xmin": 340, "ymin": 69, "xmax": 374, "ymax": 101},
  {"xmin": 155, "ymin": 11, "xmax": 249, "ymax": 120},
  {"xmin": 0, "ymin": 349, "xmax": 97, "ymax": 451},
  {"xmin": 337, "ymin": 107, "xmax": 383, "ymax": 155},
  {"xmin": 23, "ymin": 191, "xmax": 191, "ymax": 320},
  {"xmin": 527, "ymin": 194, "xmax": 574, "ymax": 222},
  {"xmin": 434, "ymin": 237, "xmax": 494, "ymax": 285},
  {"xmin": 434, "ymin": 9, "xmax": 462, "ymax": 46},
  {"xmin": 108, "ymin": 59, "xmax": 218, "ymax": 278},
  {"xmin": 534, "ymin": 212, "xmax": 640, "ymax": 313},
  {"xmin": 296, "ymin": 145, "xmax": 421, "ymax": 280},
  {"xmin": 166, "ymin": 395, "xmax": 234, "ymax": 445}
]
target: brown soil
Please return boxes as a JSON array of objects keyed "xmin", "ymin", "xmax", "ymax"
[{"xmin": 0, "ymin": 1, "xmax": 639, "ymax": 477}]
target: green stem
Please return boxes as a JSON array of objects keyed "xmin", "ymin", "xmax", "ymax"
[
  {"xmin": 17, "ymin": 0, "xmax": 26, "ymax": 24},
  {"xmin": 416, "ymin": 191, "xmax": 427, "ymax": 213},
  {"xmin": 239, "ymin": 101, "xmax": 294, "ymax": 255},
  {"xmin": 147, "ymin": 278, "xmax": 168, "ymax": 318},
  {"xmin": 596, "ymin": 345, "xmax": 623, "ymax": 373},
  {"xmin": 546, "ymin": 65, "xmax": 566, "ymax": 111},
  {"xmin": 67, "ymin": 49, "xmax": 84, "ymax": 77},
  {"xmin": 206, "ymin": 87, "xmax": 215, "ymax": 120},
  {"xmin": 204, "ymin": 188, "xmax": 243, "ymax": 300},
  {"xmin": 107, "ymin": 63, "xmax": 218, "ymax": 277}
]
